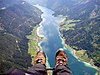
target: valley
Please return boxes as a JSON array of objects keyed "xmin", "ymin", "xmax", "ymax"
[{"xmin": 0, "ymin": 0, "xmax": 99, "ymax": 74}]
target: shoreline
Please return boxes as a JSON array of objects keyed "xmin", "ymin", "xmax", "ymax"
[
  {"xmin": 35, "ymin": 6, "xmax": 52, "ymax": 74},
  {"xmin": 27, "ymin": 25, "xmax": 43, "ymax": 64},
  {"xmin": 37, "ymin": 20, "xmax": 52, "ymax": 75},
  {"xmin": 58, "ymin": 16, "xmax": 99, "ymax": 72},
  {"xmin": 60, "ymin": 33, "xmax": 98, "ymax": 72}
]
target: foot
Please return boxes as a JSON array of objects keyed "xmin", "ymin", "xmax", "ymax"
[
  {"xmin": 34, "ymin": 50, "xmax": 46, "ymax": 65},
  {"xmin": 55, "ymin": 48, "xmax": 68, "ymax": 67}
]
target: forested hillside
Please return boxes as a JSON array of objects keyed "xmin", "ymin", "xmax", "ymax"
[
  {"xmin": 58, "ymin": 0, "xmax": 100, "ymax": 67},
  {"xmin": 0, "ymin": 0, "xmax": 42, "ymax": 73}
]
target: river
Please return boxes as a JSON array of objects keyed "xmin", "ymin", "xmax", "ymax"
[{"xmin": 35, "ymin": 5, "xmax": 98, "ymax": 75}]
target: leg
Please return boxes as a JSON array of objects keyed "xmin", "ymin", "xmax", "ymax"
[
  {"xmin": 53, "ymin": 48, "xmax": 72, "ymax": 75},
  {"xmin": 27, "ymin": 63, "xmax": 47, "ymax": 75},
  {"xmin": 5, "ymin": 68, "xmax": 25, "ymax": 75},
  {"xmin": 27, "ymin": 50, "xmax": 47, "ymax": 75},
  {"xmin": 5, "ymin": 64, "xmax": 47, "ymax": 75},
  {"xmin": 53, "ymin": 65, "xmax": 72, "ymax": 75},
  {"xmin": 5, "ymin": 50, "xmax": 47, "ymax": 75}
]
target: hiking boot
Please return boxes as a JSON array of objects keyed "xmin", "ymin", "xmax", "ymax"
[
  {"xmin": 34, "ymin": 50, "xmax": 46, "ymax": 65},
  {"xmin": 55, "ymin": 48, "xmax": 68, "ymax": 67}
]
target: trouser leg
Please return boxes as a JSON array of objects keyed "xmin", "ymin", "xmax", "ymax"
[
  {"xmin": 5, "ymin": 68, "xmax": 25, "ymax": 75},
  {"xmin": 53, "ymin": 65, "xmax": 72, "ymax": 75},
  {"xmin": 27, "ymin": 63, "xmax": 47, "ymax": 75}
]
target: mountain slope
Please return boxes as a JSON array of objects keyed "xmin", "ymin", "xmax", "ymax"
[
  {"xmin": 0, "ymin": 0, "xmax": 42, "ymax": 73},
  {"xmin": 59, "ymin": 0, "xmax": 100, "ymax": 66}
]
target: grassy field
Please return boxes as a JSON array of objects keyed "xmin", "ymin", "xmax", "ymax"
[
  {"xmin": 59, "ymin": 19, "xmax": 80, "ymax": 31},
  {"xmin": 75, "ymin": 50, "xmax": 93, "ymax": 63},
  {"xmin": 27, "ymin": 25, "xmax": 52, "ymax": 75},
  {"xmin": 27, "ymin": 25, "xmax": 42, "ymax": 63}
]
